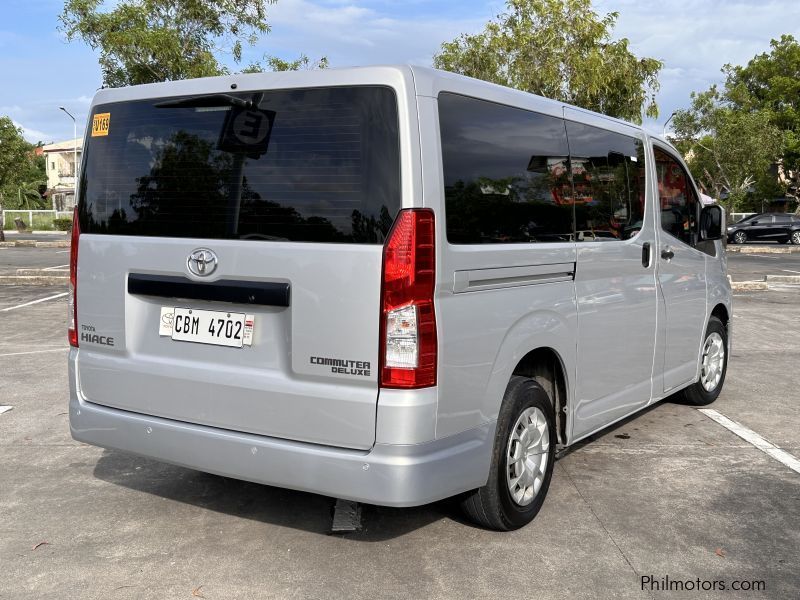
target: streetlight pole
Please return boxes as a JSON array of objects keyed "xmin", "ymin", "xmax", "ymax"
[
  {"xmin": 662, "ymin": 112, "xmax": 677, "ymax": 138},
  {"xmin": 59, "ymin": 107, "xmax": 78, "ymax": 212}
]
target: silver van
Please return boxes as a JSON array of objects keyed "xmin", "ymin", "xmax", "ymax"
[{"xmin": 69, "ymin": 66, "xmax": 731, "ymax": 530}]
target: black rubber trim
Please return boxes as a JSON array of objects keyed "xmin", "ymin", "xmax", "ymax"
[{"xmin": 128, "ymin": 273, "xmax": 290, "ymax": 307}]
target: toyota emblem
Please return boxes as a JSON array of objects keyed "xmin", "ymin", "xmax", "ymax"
[{"xmin": 187, "ymin": 248, "xmax": 218, "ymax": 277}]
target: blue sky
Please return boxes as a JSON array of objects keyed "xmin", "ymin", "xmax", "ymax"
[{"xmin": 2, "ymin": 0, "xmax": 799, "ymax": 143}]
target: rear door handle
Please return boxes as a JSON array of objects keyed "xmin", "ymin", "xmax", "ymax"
[
  {"xmin": 641, "ymin": 242, "xmax": 651, "ymax": 268},
  {"xmin": 661, "ymin": 247, "xmax": 675, "ymax": 261}
]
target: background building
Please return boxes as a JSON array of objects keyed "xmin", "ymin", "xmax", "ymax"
[{"xmin": 41, "ymin": 138, "xmax": 82, "ymax": 211}]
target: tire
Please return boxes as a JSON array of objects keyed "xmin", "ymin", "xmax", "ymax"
[
  {"xmin": 679, "ymin": 316, "xmax": 728, "ymax": 406},
  {"xmin": 791, "ymin": 230, "xmax": 800, "ymax": 245},
  {"xmin": 460, "ymin": 376, "xmax": 557, "ymax": 531},
  {"xmin": 733, "ymin": 231, "xmax": 747, "ymax": 244}
]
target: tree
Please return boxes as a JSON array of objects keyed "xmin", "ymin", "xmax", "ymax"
[
  {"xmin": 243, "ymin": 54, "xmax": 329, "ymax": 73},
  {"xmin": 59, "ymin": 0, "xmax": 275, "ymax": 87},
  {"xmin": 433, "ymin": 0, "xmax": 662, "ymax": 123},
  {"xmin": 724, "ymin": 35, "xmax": 800, "ymax": 202},
  {"xmin": 673, "ymin": 93, "xmax": 783, "ymax": 213},
  {"xmin": 0, "ymin": 117, "xmax": 47, "ymax": 215},
  {"xmin": 673, "ymin": 37, "xmax": 799, "ymax": 213}
]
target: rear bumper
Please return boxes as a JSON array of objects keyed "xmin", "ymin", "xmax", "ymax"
[{"xmin": 68, "ymin": 350, "xmax": 494, "ymax": 507}]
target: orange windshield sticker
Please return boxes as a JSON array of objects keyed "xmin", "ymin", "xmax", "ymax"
[{"xmin": 91, "ymin": 112, "xmax": 110, "ymax": 137}]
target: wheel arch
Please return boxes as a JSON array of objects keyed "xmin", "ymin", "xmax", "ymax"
[
  {"xmin": 481, "ymin": 308, "xmax": 575, "ymax": 448},
  {"xmin": 710, "ymin": 303, "xmax": 729, "ymax": 330},
  {"xmin": 509, "ymin": 347, "xmax": 569, "ymax": 447}
]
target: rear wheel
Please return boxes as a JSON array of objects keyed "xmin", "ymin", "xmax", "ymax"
[
  {"xmin": 733, "ymin": 231, "xmax": 747, "ymax": 244},
  {"xmin": 460, "ymin": 376, "xmax": 556, "ymax": 531},
  {"xmin": 791, "ymin": 230, "xmax": 800, "ymax": 245},
  {"xmin": 679, "ymin": 317, "xmax": 728, "ymax": 406}
]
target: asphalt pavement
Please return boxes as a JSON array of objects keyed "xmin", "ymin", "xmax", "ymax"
[
  {"xmin": 0, "ymin": 277, "xmax": 798, "ymax": 598},
  {"xmin": 726, "ymin": 251, "xmax": 800, "ymax": 281}
]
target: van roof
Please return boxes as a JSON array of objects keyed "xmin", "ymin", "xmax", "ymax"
[{"xmin": 89, "ymin": 64, "xmax": 651, "ymax": 137}]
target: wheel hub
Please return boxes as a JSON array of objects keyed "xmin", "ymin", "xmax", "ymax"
[
  {"xmin": 506, "ymin": 406, "xmax": 549, "ymax": 506},
  {"xmin": 700, "ymin": 331, "xmax": 725, "ymax": 392}
]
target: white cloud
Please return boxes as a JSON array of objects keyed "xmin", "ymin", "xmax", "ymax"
[
  {"xmin": 594, "ymin": 0, "xmax": 800, "ymax": 131},
  {"xmin": 12, "ymin": 119, "xmax": 53, "ymax": 144},
  {"xmin": 255, "ymin": 0, "xmax": 488, "ymax": 66}
]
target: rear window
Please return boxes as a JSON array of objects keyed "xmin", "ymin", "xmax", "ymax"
[{"xmin": 79, "ymin": 86, "xmax": 400, "ymax": 243}]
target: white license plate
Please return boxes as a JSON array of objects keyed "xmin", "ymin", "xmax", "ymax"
[{"xmin": 159, "ymin": 307, "xmax": 254, "ymax": 348}]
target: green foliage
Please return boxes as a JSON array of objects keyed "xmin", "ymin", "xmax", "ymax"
[
  {"xmin": 243, "ymin": 54, "xmax": 329, "ymax": 73},
  {"xmin": 433, "ymin": 0, "xmax": 662, "ymax": 123},
  {"xmin": 59, "ymin": 0, "xmax": 275, "ymax": 87},
  {"xmin": 673, "ymin": 37, "xmax": 799, "ymax": 213},
  {"xmin": 724, "ymin": 35, "xmax": 800, "ymax": 198},
  {"xmin": 0, "ymin": 117, "xmax": 47, "ymax": 210},
  {"xmin": 53, "ymin": 217, "xmax": 74, "ymax": 231}
]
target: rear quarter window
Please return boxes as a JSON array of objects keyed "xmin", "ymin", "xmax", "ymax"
[{"xmin": 438, "ymin": 93, "xmax": 572, "ymax": 244}]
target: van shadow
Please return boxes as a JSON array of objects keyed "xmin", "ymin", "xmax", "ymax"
[{"xmin": 92, "ymin": 449, "xmax": 454, "ymax": 542}]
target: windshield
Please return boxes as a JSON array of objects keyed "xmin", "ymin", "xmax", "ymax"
[{"xmin": 79, "ymin": 86, "xmax": 400, "ymax": 243}]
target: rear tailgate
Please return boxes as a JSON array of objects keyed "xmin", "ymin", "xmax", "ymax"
[
  {"xmin": 76, "ymin": 237, "xmax": 381, "ymax": 449},
  {"xmin": 74, "ymin": 81, "xmax": 407, "ymax": 450}
]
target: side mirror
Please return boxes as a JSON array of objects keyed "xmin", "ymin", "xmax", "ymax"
[{"xmin": 699, "ymin": 205, "xmax": 723, "ymax": 241}]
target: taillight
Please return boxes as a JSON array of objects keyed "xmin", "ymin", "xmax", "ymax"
[
  {"xmin": 380, "ymin": 209, "xmax": 437, "ymax": 388},
  {"xmin": 68, "ymin": 206, "xmax": 80, "ymax": 347}
]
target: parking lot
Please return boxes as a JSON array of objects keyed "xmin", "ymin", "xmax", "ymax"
[{"xmin": 1, "ymin": 246, "xmax": 799, "ymax": 599}]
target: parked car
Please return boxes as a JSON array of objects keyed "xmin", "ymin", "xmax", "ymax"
[
  {"xmin": 69, "ymin": 66, "xmax": 730, "ymax": 531},
  {"xmin": 727, "ymin": 213, "xmax": 800, "ymax": 245}
]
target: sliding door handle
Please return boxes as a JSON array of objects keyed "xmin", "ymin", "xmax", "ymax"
[
  {"xmin": 641, "ymin": 242, "xmax": 651, "ymax": 268},
  {"xmin": 661, "ymin": 247, "xmax": 675, "ymax": 261}
]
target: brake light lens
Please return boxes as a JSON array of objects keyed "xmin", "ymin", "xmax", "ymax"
[
  {"xmin": 380, "ymin": 209, "xmax": 437, "ymax": 388},
  {"xmin": 68, "ymin": 206, "xmax": 80, "ymax": 347}
]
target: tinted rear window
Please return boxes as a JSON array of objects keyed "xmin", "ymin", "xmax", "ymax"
[{"xmin": 79, "ymin": 86, "xmax": 400, "ymax": 243}]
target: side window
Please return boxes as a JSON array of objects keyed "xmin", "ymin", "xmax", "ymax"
[
  {"xmin": 654, "ymin": 147, "xmax": 698, "ymax": 246},
  {"xmin": 773, "ymin": 214, "xmax": 790, "ymax": 224},
  {"xmin": 439, "ymin": 93, "xmax": 572, "ymax": 244},
  {"xmin": 565, "ymin": 122, "xmax": 646, "ymax": 241}
]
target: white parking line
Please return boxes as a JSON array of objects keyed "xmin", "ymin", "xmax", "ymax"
[
  {"xmin": 42, "ymin": 264, "xmax": 69, "ymax": 271},
  {"xmin": 0, "ymin": 292, "xmax": 68, "ymax": 312},
  {"xmin": 699, "ymin": 409, "xmax": 800, "ymax": 475},
  {"xmin": 0, "ymin": 406, "xmax": 12, "ymax": 415},
  {"xmin": 782, "ymin": 269, "xmax": 800, "ymax": 274},
  {"xmin": 56, "ymin": 250, "xmax": 69, "ymax": 254},
  {"xmin": 0, "ymin": 348, "xmax": 69, "ymax": 358}
]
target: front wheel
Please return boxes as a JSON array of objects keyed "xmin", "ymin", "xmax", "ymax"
[
  {"xmin": 733, "ymin": 231, "xmax": 747, "ymax": 244},
  {"xmin": 679, "ymin": 317, "xmax": 728, "ymax": 406},
  {"xmin": 460, "ymin": 376, "xmax": 556, "ymax": 531},
  {"xmin": 791, "ymin": 230, "xmax": 800, "ymax": 245}
]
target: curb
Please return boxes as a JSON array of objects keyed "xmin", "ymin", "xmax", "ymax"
[
  {"xmin": 765, "ymin": 275, "xmax": 800, "ymax": 284},
  {"xmin": 0, "ymin": 241, "xmax": 70, "ymax": 248},
  {"xmin": 16, "ymin": 269, "xmax": 68, "ymax": 276},
  {"xmin": 729, "ymin": 273, "xmax": 800, "ymax": 291},
  {"xmin": 35, "ymin": 241, "xmax": 71, "ymax": 248},
  {"xmin": 726, "ymin": 245, "xmax": 800, "ymax": 254},
  {"xmin": 730, "ymin": 281, "xmax": 769, "ymax": 291},
  {"xmin": 0, "ymin": 275, "xmax": 68, "ymax": 286}
]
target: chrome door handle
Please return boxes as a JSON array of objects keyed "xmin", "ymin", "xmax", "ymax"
[{"xmin": 661, "ymin": 247, "xmax": 674, "ymax": 261}]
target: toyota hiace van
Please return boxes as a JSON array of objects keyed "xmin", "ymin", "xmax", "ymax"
[{"xmin": 69, "ymin": 66, "xmax": 731, "ymax": 530}]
